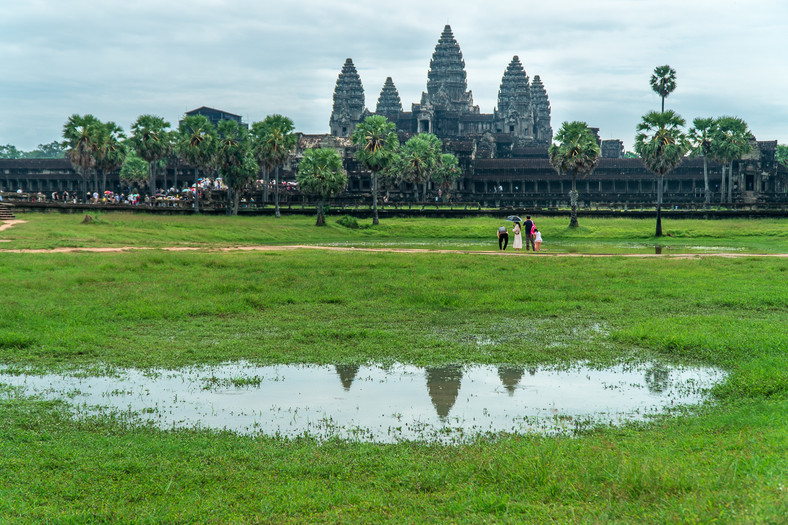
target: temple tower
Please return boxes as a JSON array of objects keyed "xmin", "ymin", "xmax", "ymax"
[
  {"xmin": 375, "ymin": 77, "xmax": 402, "ymax": 118},
  {"xmin": 494, "ymin": 55, "xmax": 534, "ymax": 139},
  {"xmin": 530, "ymin": 75, "xmax": 553, "ymax": 145},
  {"xmin": 420, "ymin": 25, "xmax": 476, "ymax": 114},
  {"xmin": 329, "ymin": 58, "xmax": 366, "ymax": 137}
]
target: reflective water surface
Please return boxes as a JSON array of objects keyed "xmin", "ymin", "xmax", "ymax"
[{"xmin": 1, "ymin": 361, "xmax": 725, "ymax": 443}]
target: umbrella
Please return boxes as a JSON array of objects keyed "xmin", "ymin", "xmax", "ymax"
[{"xmin": 505, "ymin": 215, "xmax": 522, "ymax": 222}]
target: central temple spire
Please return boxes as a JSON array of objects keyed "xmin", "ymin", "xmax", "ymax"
[{"xmin": 421, "ymin": 25, "xmax": 476, "ymax": 114}]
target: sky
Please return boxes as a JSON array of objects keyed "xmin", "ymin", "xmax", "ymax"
[{"xmin": 2, "ymin": 0, "xmax": 787, "ymax": 152}]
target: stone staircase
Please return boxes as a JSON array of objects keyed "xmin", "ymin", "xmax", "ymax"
[{"xmin": 0, "ymin": 204, "xmax": 16, "ymax": 220}]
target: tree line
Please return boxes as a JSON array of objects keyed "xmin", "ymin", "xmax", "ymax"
[
  {"xmin": 0, "ymin": 142, "xmax": 66, "ymax": 159},
  {"xmin": 59, "ymin": 112, "xmax": 461, "ymax": 225},
  {"xmin": 61, "ymin": 114, "xmax": 299, "ymax": 217},
  {"xmin": 62, "ymin": 114, "xmax": 460, "ymax": 224},
  {"xmin": 547, "ymin": 65, "xmax": 786, "ymax": 236}
]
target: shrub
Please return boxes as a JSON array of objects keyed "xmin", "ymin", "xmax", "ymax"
[{"xmin": 337, "ymin": 215, "xmax": 359, "ymax": 229}]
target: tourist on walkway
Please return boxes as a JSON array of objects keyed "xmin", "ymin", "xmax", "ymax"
[
  {"xmin": 512, "ymin": 222, "xmax": 522, "ymax": 251},
  {"xmin": 523, "ymin": 216, "xmax": 535, "ymax": 251},
  {"xmin": 534, "ymin": 228, "xmax": 542, "ymax": 251},
  {"xmin": 497, "ymin": 226, "xmax": 509, "ymax": 250}
]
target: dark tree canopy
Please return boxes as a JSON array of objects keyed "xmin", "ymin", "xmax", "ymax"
[
  {"xmin": 650, "ymin": 65, "xmax": 677, "ymax": 113},
  {"xmin": 548, "ymin": 120, "xmax": 600, "ymax": 227},
  {"xmin": 351, "ymin": 115, "xmax": 399, "ymax": 225},
  {"xmin": 297, "ymin": 147, "xmax": 347, "ymax": 226}
]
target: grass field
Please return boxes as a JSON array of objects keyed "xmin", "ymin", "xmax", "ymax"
[{"xmin": 1, "ymin": 213, "xmax": 786, "ymax": 523}]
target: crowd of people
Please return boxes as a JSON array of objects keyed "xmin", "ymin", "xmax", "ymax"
[
  {"xmin": 0, "ymin": 177, "xmax": 304, "ymax": 208},
  {"xmin": 497, "ymin": 215, "xmax": 542, "ymax": 252}
]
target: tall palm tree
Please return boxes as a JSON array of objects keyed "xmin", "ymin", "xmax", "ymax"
[
  {"xmin": 128, "ymin": 115, "xmax": 171, "ymax": 198},
  {"xmin": 296, "ymin": 148, "xmax": 348, "ymax": 226},
  {"xmin": 548, "ymin": 121, "xmax": 600, "ymax": 228},
  {"xmin": 634, "ymin": 110, "xmax": 690, "ymax": 237},
  {"xmin": 710, "ymin": 116, "xmax": 752, "ymax": 204},
  {"xmin": 351, "ymin": 115, "xmax": 398, "ymax": 225},
  {"xmin": 216, "ymin": 120, "xmax": 256, "ymax": 215},
  {"xmin": 95, "ymin": 122, "xmax": 126, "ymax": 195},
  {"xmin": 688, "ymin": 117, "xmax": 717, "ymax": 208},
  {"xmin": 176, "ymin": 115, "xmax": 217, "ymax": 213},
  {"xmin": 398, "ymin": 133, "xmax": 442, "ymax": 202},
  {"xmin": 650, "ymin": 65, "xmax": 677, "ymax": 113},
  {"xmin": 253, "ymin": 115, "xmax": 297, "ymax": 218},
  {"xmin": 249, "ymin": 121, "xmax": 272, "ymax": 204},
  {"xmin": 62, "ymin": 114, "xmax": 102, "ymax": 199}
]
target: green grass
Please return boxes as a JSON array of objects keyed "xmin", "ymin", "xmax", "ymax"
[
  {"xmin": 0, "ymin": 214, "xmax": 786, "ymax": 523},
  {"xmin": 3, "ymin": 211, "xmax": 788, "ymax": 252}
]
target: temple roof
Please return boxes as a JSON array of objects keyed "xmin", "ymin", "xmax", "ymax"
[
  {"xmin": 376, "ymin": 77, "xmax": 402, "ymax": 116},
  {"xmin": 497, "ymin": 56, "xmax": 531, "ymax": 114},
  {"xmin": 185, "ymin": 106, "xmax": 242, "ymax": 119},
  {"xmin": 331, "ymin": 58, "xmax": 365, "ymax": 116},
  {"xmin": 424, "ymin": 25, "xmax": 473, "ymax": 112}
]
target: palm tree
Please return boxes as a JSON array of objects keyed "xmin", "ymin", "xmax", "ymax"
[
  {"xmin": 95, "ymin": 122, "xmax": 126, "ymax": 195},
  {"xmin": 650, "ymin": 65, "xmax": 677, "ymax": 113},
  {"xmin": 297, "ymin": 148, "xmax": 348, "ymax": 226},
  {"xmin": 249, "ymin": 121, "xmax": 272, "ymax": 204},
  {"xmin": 176, "ymin": 115, "xmax": 217, "ymax": 213},
  {"xmin": 253, "ymin": 115, "xmax": 297, "ymax": 218},
  {"xmin": 634, "ymin": 110, "xmax": 690, "ymax": 237},
  {"xmin": 688, "ymin": 117, "xmax": 717, "ymax": 208},
  {"xmin": 216, "ymin": 120, "xmax": 257, "ymax": 215},
  {"xmin": 128, "ymin": 115, "xmax": 171, "ymax": 199},
  {"xmin": 548, "ymin": 121, "xmax": 600, "ymax": 228},
  {"xmin": 397, "ymin": 133, "xmax": 442, "ymax": 202},
  {"xmin": 710, "ymin": 116, "xmax": 752, "ymax": 204},
  {"xmin": 433, "ymin": 153, "xmax": 461, "ymax": 201},
  {"xmin": 351, "ymin": 115, "xmax": 398, "ymax": 225},
  {"xmin": 62, "ymin": 114, "xmax": 102, "ymax": 199}
]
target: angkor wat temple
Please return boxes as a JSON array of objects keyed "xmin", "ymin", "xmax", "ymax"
[
  {"xmin": 1, "ymin": 25, "xmax": 786, "ymax": 207},
  {"xmin": 329, "ymin": 25, "xmax": 553, "ymax": 148},
  {"xmin": 302, "ymin": 24, "xmax": 787, "ymax": 206}
]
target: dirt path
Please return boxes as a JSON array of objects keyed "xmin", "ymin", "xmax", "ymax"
[
  {"xmin": 1, "ymin": 243, "xmax": 787, "ymax": 258},
  {"xmin": 0, "ymin": 220, "xmax": 26, "ymax": 233},
  {"xmin": 2, "ymin": 219, "xmax": 786, "ymax": 257}
]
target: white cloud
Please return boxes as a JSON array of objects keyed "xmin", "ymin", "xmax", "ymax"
[{"xmin": 1, "ymin": 0, "xmax": 786, "ymax": 150}]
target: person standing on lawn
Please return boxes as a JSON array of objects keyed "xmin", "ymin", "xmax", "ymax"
[
  {"xmin": 523, "ymin": 216, "xmax": 535, "ymax": 251},
  {"xmin": 512, "ymin": 221, "xmax": 523, "ymax": 251}
]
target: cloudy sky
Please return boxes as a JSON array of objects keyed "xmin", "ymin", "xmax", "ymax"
[{"xmin": 2, "ymin": 0, "xmax": 787, "ymax": 151}]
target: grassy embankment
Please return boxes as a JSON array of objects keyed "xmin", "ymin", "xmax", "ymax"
[{"xmin": 0, "ymin": 213, "xmax": 786, "ymax": 523}]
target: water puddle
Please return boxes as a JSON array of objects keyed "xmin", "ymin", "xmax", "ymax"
[{"xmin": 1, "ymin": 361, "xmax": 725, "ymax": 443}]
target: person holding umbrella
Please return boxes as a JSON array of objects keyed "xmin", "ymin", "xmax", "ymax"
[
  {"xmin": 512, "ymin": 221, "xmax": 523, "ymax": 251},
  {"xmin": 501, "ymin": 215, "xmax": 522, "ymax": 251}
]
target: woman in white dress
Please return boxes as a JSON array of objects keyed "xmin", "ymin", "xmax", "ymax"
[{"xmin": 512, "ymin": 222, "xmax": 523, "ymax": 250}]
